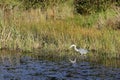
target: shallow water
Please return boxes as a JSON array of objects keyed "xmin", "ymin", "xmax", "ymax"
[{"xmin": 0, "ymin": 52, "xmax": 120, "ymax": 80}]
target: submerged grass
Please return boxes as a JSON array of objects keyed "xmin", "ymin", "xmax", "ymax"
[{"xmin": 0, "ymin": 5, "xmax": 120, "ymax": 60}]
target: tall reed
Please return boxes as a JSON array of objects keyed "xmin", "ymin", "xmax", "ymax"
[{"xmin": 0, "ymin": 3, "xmax": 120, "ymax": 59}]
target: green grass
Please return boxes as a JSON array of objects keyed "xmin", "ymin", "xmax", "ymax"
[{"xmin": 0, "ymin": 5, "xmax": 120, "ymax": 60}]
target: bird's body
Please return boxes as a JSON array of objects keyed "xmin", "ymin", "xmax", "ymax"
[{"xmin": 70, "ymin": 44, "xmax": 88, "ymax": 55}]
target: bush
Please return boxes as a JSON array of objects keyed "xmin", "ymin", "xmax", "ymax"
[{"xmin": 74, "ymin": 0, "xmax": 118, "ymax": 15}]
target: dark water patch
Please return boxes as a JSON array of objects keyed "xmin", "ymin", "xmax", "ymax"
[
  {"xmin": 0, "ymin": 59, "xmax": 120, "ymax": 80},
  {"xmin": 0, "ymin": 51, "xmax": 120, "ymax": 80}
]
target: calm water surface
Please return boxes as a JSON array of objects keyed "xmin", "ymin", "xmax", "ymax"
[{"xmin": 0, "ymin": 52, "xmax": 120, "ymax": 80}]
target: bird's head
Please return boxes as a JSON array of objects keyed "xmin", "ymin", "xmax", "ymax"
[{"xmin": 69, "ymin": 44, "xmax": 76, "ymax": 48}]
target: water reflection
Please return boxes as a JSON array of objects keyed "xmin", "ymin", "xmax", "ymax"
[{"xmin": 0, "ymin": 51, "xmax": 120, "ymax": 80}]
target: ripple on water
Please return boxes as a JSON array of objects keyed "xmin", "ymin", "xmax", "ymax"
[{"xmin": 0, "ymin": 56, "xmax": 120, "ymax": 80}]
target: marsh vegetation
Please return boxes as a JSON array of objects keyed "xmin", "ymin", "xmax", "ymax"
[
  {"xmin": 0, "ymin": 0, "xmax": 120, "ymax": 79},
  {"xmin": 0, "ymin": 0, "xmax": 120, "ymax": 61}
]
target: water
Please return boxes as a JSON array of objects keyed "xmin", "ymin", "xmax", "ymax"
[{"xmin": 0, "ymin": 51, "xmax": 120, "ymax": 80}]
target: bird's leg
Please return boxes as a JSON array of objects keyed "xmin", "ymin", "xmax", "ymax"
[{"xmin": 80, "ymin": 54, "xmax": 87, "ymax": 59}]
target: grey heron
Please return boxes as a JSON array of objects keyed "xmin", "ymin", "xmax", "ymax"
[{"xmin": 70, "ymin": 44, "xmax": 88, "ymax": 55}]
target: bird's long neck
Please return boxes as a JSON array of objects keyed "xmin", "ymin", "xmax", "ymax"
[{"xmin": 74, "ymin": 45, "xmax": 79, "ymax": 52}]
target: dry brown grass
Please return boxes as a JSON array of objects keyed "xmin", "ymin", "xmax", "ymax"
[{"xmin": 0, "ymin": 5, "xmax": 120, "ymax": 59}]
